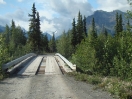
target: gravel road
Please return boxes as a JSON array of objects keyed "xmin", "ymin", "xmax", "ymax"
[{"xmin": 0, "ymin": 55, "xmax": 114, "ymax": 99}]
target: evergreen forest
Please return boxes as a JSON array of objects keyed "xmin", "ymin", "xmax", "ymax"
[
  {"xmin": 57, "ymin": 4, "xmax": 132, "ymax": 81},
  {"xmin": 0, "ymin": 3, "xmax": 55, "ymax": 78},
  {"xmin": 0, "ymin": 1, "xmax": 132, "ymax": 83}
]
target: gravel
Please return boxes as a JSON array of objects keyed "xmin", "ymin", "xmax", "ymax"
[
  {"xmin": 0, "ymin": 55, "xmax": 114, "ymax": 99},
  {"xmin": 0, "ymin": 74, "xmax": 114, "ymax": 99}
]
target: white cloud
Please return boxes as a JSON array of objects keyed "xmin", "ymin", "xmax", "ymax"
[
  {"xmin": 41, "ymin": 20, "xmax": 56, "ymax": 35},
  {"xmin": 1, "ymin": 0, "xmax": 131, "ymax": 37},
  {"xmin": 48, "ymin": 0, "xmax": 93, "ymax": 17},
  {"xmin": 0, "ymin": 0, "xmax": 6, "ymax": 4},
  {"xmin": 97, "ymin": 0, "xmax": 131, "ymax": 12},
  {"xmin": 6, "ymin": 9, "xmax": 28, "ymax": 21},
  {"xmin": 35, "ymin": 0, "xmax": 93, "ymax": 36},
  {"xmin": 0, "ymin": 16, "xmax": 10, "ymax": 26},
  {"xmin": 0, "ymin": 0, "xmax": 94, "ymax": 36},
  {"xmin": 0, "ymin": 9, "xmax": 28, "ymax": 30}
]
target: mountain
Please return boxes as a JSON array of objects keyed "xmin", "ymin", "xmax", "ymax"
[
  {"xmin": 43, "ymin": 32, "xmax": 52, "ymax": 40},
  {"xmin": 86, "ymin": 10, "xmax": 127, "ymax": 35},
  {"xmin": 0, "ymin": 25, "xmax": 5, "ymax": 33}
]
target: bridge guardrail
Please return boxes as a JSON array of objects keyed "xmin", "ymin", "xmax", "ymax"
[
  {"xmin": 2, "ymin": 53, "xmax": 36, "ymax": 71},
  {"xmin": 55, "ymin": 53, "xmax": 76, "ymax": 71}
]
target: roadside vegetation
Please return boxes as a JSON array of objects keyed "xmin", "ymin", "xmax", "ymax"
[
  {"xmin": 68, "ymin": 72, "xmax": 132, "ymax": 99},
  {"xmin": 56, "ymin": 1, "xmax": 132, "ymax": 98}
]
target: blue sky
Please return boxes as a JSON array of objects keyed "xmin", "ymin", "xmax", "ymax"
[
  {"xmin": 0, "ymin": 0, "xmax": 131, "ymax": 36},
  {"xmin": 88, "ymin": 0, "xmax": 98, "ymax": 9}
]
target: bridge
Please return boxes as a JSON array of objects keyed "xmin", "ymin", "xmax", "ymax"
[
  {"xmin": 0, "ymin": 53, "xmax": 113, "ymax": 99},
  {"xmin": 2, "ymin": 53, "xmax": 76, "ymax": 75}
]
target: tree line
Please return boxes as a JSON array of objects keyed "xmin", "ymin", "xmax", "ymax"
[
  {"xmin": 71, "ymin": 11, "xmax": 87, "ymax": 52},
  {"xmin": 57, "ymin": 10, "xmax": 132, "ymax": 81},
  {"xmin": 28, "ymin": 3, "xmax": 56, "ymax": 53},
  {"xmin": 0, "ymin": 3, "xmax": 56, "ymax": 79},
  {"xmin": 1, "ymin": 2, "xmax": 132, "ymax": 81}
]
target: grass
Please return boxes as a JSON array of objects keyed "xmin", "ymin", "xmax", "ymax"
[
  {"xmin": 68, "ymin": 72, "xmax": 132, "ymax": 99},
  {"xmin": 68, "ymin": 72, "xmax": 101, "ymax": 84},
  {"xmin": 0, "ymin": 74, "xmax": 4, "ymax": 80}
]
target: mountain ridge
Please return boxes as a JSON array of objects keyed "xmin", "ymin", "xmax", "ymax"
[
  {"xmin": 0, "ymin": 25, "xmax": 5, "ymax": 33},
  {"xmin": 0, "ymin": 10, "xmax": 128, "ymax": 36},
  {"xmin": 86, "ymin": 10, "xmax": 127, "ymax": 34}
]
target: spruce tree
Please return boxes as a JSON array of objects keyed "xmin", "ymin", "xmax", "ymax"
[
  {"xmin": 80, "ymin": 14, "xmax": 84, "ymax": 39},
  {"xmin": 115, "ymin": 13, "xmax": 123, "ymax": 36},
  {"xmin": 76, "ymin": 11, "xmax": 84, "ymax": 44},
  {"xmin": 76, "ymin": 11, "xmax": 81, "ymax": 44},
  {"xmin": 91, "ymin": 18, "xmax": 97, "ymax": 38},
  {"xmin": 41, "ymin": 34, "xmax": 49, "ymax": 52},
  {"xmin": 3, "ymin": 25, "xmax": 10, "ymax": 54},
  {"xmin": 10, "ymin": 20, "xmax": 17, "ymax": 48},
  {"xmin": 49, "ymin": 33, "xmax": 56, "ymax": 53},
  {"xmin": 115, "ymin": 12, "xmax": 119, "ymax": 36},
  {"xmin": 71, "ymin": 18, "xmax": 77, "ymax": 48},
  {"xmin": 104, "ymin": 28, "xmax": 108, "ymax": 37},
  {"xmin": 118, "ymin": 14, "xmax": 123, "ymax": 33},
  {"xmin": 36, "ymin": 12, "xmax": 42, "ymax": 51},
  {"xmin": 126, "ymin": 19, "xmax": 131, "ymax": 32},
  {"xmin": 4, "ymin": 25, "xmax": 10, "ymax": 45},
  {"xmin": 10, "ymin": 20, "xmax": 15, "ymax": 35},
  {"xmin": 52, "ymin": 33, "xmax": 56, "ymax": 52},
  {"xmin": 83, "ymin": 16, "xmax": 87, "ymax": 37},
  {"xmin": 28, "ymin": 3, "xmax": 37, "ymax": 52},
  {"xmin": 28, "ymin": 3, "xmax": 42, "ymax": 52}
]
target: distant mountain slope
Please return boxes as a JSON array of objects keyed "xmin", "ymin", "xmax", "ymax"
[
  {"xmin": 43, "ymin": 32, "xmax": 52, "ymax": 40},
  {"xmin": 86, "ymin": 10, "xmax": 127, "ymax": 34},
  {"xmin": 0, "ymin": 25, "xmax": 5, "ymax": 33}
]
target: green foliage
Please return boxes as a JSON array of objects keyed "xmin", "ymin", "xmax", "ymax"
[
  {"xmin": 111, "ymin": 31, "xmax": 132, "ymax": 80},
  {"xmin": 56, "ymin": 9, "xmax": 132, "ymax": 83},
  {"xmin": 115, "ymin": 13, "xmax": 123, "ymax": 36},
  {"xmin": 57, "ymin": 30, "xmax": 73, "ymax": 58},
  {"xmin": 57, "ymin": 9, "xmax": 132, "ymax": 81},
  {"xmin": 0, "ymin": 20, "xmax": 28, "ymax": 79},
  {"xmin": 59, "ymin": 6, "xmax": 132, "ymax": 99},
  {"xmin": 119, "ymin": 14, "xmax": 123, "ymax": 32},
  {"xmin": 126, "ymin": 19, "xmax": 131, "ymax": 32},
  {"xmin": 35, "ymin": 12, "xmax": 42, "ymax": 51},
  {"xmin": 0, "ymin": 34, "xmax": 9, "ymax": 79},
  {"xmin": 0, "ymin": 3, "xmax": 50, "ymax": 79},
  {"xmin": 28, "ymin": 3, "xmax": 42, "ymax": 52},
  {"xmin": 68, "ymin": 72, "xmax": 101, "ymax": 85},
  {"xmin": 41, "ymin": 34, "xmax": 49, "ymax": 52},
  {"xmin": 91, "ymin": 18, "xmax": 97, "ymax": 38},
  {"xmin": 71, "ymin": 18, "xmax": 77, "ymax": 50},
  {"xmin": 83, "ymin": 16, "xmax": 87, "ymax": 37},
  {"xmin": 73, "ymin": 29, "xmax": 132, "ymax": 80},
  {"xmin": 104, "ymin": 28, "xmax": 108, "ymax": 37},
  {"xmin": 72, "ymin": 37, "xmax": 97, "ymax": 74},
  {"xmin": 48, "ymin": 33, "xmax": 56, "ymax": 53},
  {"xmin": 76, "ymin": 11, "xmax": 84, "ymax": 44},
  {"xmin": 71, "ymin": 11, "xmax": 87, "ymax": 52},
  {"xmin": 69, "ymin": 72, "xmax": 132, "ymax": 99}
]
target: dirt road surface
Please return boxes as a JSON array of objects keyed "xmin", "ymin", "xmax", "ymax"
[{"xmin": 0, "ymin": 55, "xmax": 113, "ymax": 99}]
